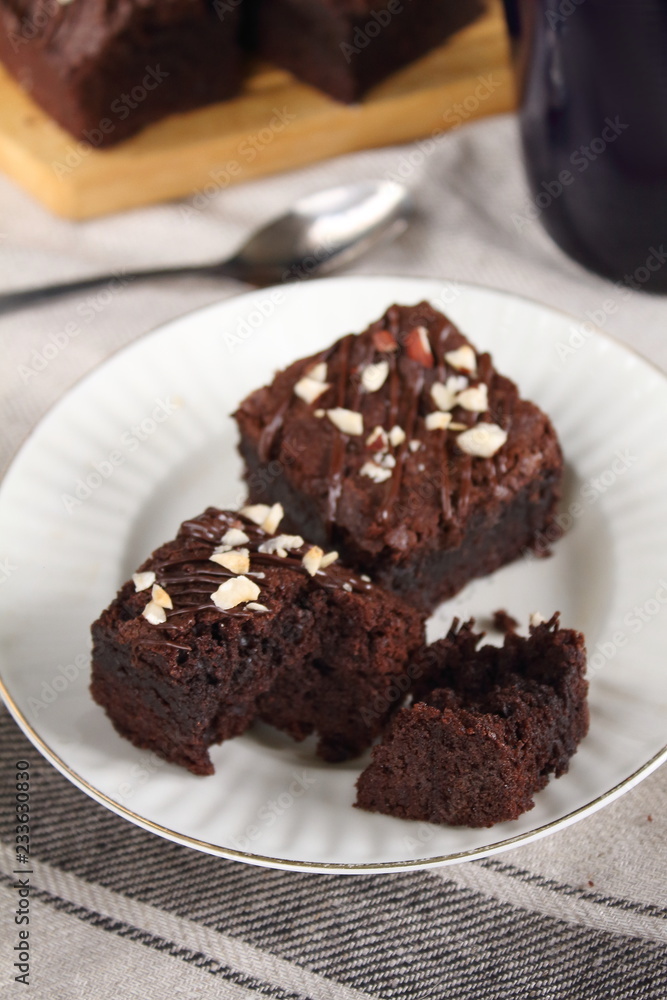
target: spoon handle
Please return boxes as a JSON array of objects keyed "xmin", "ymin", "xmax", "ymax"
[{"xmin": 0, "ymin": 262, "xmax": 237, "ymax": 314}]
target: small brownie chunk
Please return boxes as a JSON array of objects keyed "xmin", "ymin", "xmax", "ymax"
[
  {"xmin": 0, "ymin": 0, "xmax": 242, "ymax": 147},
  {"xmin": 91, "ymin": 505, "xmax": 424, "ymax": 774},
  {"xmin": 355, "ymin": 615, "xmax": 589, "ymax": 827},
  {"xmin": 492, "ymin": 608, "xmax": 518, "ymax": 634},
  {"xmin": 246, "ymin": 0, "xmax": 484, "ymax": 103},
  {"xmin": 234, "ymin": 301, "xmax": 564, "ymax": 613}
]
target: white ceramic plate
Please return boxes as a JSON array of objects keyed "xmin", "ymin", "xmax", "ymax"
[{"xmin": 1, "ymin": 276, "xmax": 666, "ymax": 873}]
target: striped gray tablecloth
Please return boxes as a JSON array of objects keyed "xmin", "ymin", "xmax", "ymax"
[{"xmin": 1, "ymin": 114, "xmax": 666, "ymax": 999}]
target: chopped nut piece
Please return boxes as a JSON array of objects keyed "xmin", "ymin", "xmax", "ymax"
[
  {"xmin": 327, "ymin": 408, "xmax": 363, "ymax": 436},
  {"xmin": 425, "ymin": 411, "xmax": 453, "ymax": 431},
  {"xmin": 456, "ymin": 383, "xmax": 488, "ymax": 412},
  {"xmin": 262, "ymin": 502, "xmax": 284, "ymax": 535},
  {"xmin": 151, "ymin": 584, "xmax": 173, "ymax": 609},
  {"xmin": 366, "ymin": 425, "xmax": 389, "ymax": 452},
  {"xmin": 431, "ymin": 375, "xmax": 469, "ymax": 412},
  {"xmin": 381, "ymin": 453, "xmax": 396, "ymax": 469},
  {"xmin": 209, "ymin": 549, "xmax": 250, "ymax": 574},
  {"xmin": 448, "ymin": 422, "xmax": 468, "ymax": 431},
  {"xmin": 456, "ymin": 422, "xmax": 507, "ymax": 457},
  {"xmin": 430, "ymin": 381, "xmax": 457, "ymax": 412},
  {"xmin": 449, "ymin": 374, "xmax": 469, "ymax": 392},
  {"xmin": 210, "ymin": 575, "xmax": 261, "ymax": 611},
  {"xmin": 320, "ymin": 550, "xmax": 339, "ymax": 568},
  {"xmin": 445, "ymin": 344, "xmax": 477, "ymax": 372},
  {"xmin": 132, "ymin": 571, "xmax": 155, "ymax": 592},
  {"xmin": 529, "ymin": 611, "xmax": 547, "ymax": 627},
  {"xmin": 372, "ymin": 328, "xmax": 398, "ymax": 352},
  {"xmin": 307, "ymin": 361, "xmax": 327, "ymax": 383},
  {"xmin": 210, "ymin": 551, "xmax": 229, "ymax": 568},
  {"xmin": 302, "ymin": 545, "xmax": 324, "ymax": 576},
  {"xmin": 408, "ymin": 439, "xmax": 421, "ymax": 453},
  {"xmin": 142, "ymin": 600, "xmax": 166, "ymax": 625},
  {"xmin": 294, "ymin": 376, "xmax": 330, "ymax": 404},
  {"xmin": 405, "ymin": 325, "xmax": 434, "ymax": 367},
  {"xmin": 360, "ymin": 461, "xmax": 392, "ymax": 483},
  {"xmin": 314, "ymin": 409, "xmax": 325, "ymax": 418},
  {"xmin": 247, "ymin": 602, "xmax": 270, "ymax": 612},
  {"xmin": 361, "ymin": 574, "xmax": 371, "ymax": 582},
  {"xmin": 389, "ymin": 425, "xmax": 406, "ymax": 447},
  {"xmin": 361, "ymin": 360, "xmax": 389, "ymax": 392},
  {"xmin": 221, "ymin": 528, "xmax": 250, "ymax": 547},
  {"xmin": 258, "ymin": 534, "xmax": 304, "ymax": 557},
  {"xmin": 342, "ymin": 582, "xmax": 353, "ymax": 592},
  {"xmin": 240, "ymin": 504, "xmax": 270, "ymax": 526}
]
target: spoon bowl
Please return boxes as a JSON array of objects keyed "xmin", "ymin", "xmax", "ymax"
[{"xmin": 223, "ymin": 181, "xmax": 413, "ymax": 284}]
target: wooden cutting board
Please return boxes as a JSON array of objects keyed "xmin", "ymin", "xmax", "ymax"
[{"xmin": 0, "ymin": 0, "xmax": 514, "ymax": 220}]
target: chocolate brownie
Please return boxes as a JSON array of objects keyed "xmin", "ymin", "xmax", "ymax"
[
  {"xmin": 234, "ymin": 301, "xmax": 564, "ymax": 614},
  {"xmin": 246, "ymin": 0, "xmax": 485, "ymax": 103},
  {"xmin": 90, "ymin": 505, "xmax": 424, "ymax": 774},
  {"xmin": 0, "ymin": 0, "xmax": 242, "ymax": 147},
  {"xmin": 355, "ymin": 614, "xmax": 589, "ymax": 827}
]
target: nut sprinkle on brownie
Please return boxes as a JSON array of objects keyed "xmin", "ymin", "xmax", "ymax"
[{"xmin": 234, "ymin": 301, "xmax": 564, "ymax": 613}]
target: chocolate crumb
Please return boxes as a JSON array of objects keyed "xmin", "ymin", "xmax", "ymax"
[{"xmin": 493, "ymin": 609, "xmax": 518, "ymax": 634}]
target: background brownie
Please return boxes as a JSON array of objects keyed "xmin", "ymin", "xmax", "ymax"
[
  {"xmin": 234, "ymin": 301, "xmax": 564, "ymax": 613},
  {"xmin": 0, "ymin": 0, "xmax": 242, "ymax": 147},
  {"xmin": 355, "ymin": 614, "xmax": 589, "ymax": 827},
  {"xmin": 246, "ymin": 0, "xmax": 485, "ymax": 103},
  {"xmin": 91, "ymin": 505, "xmax": 424, "ymax": 774}
]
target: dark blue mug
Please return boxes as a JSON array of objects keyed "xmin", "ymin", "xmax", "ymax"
[{"xmin": 503, "ymin": 0, "xmax": 667, "ymax": 293}]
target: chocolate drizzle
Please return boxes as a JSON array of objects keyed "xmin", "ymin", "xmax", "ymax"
[
  {"xmin": 257, "ymin": 402, "xmax": 289, "ymax": 463},
  {"xmin": 325, "ymin": 334, "xmax": 353, "ymax": 528},
  {"xmin": 133, "ymin": 510, "xmax": 371, "ymax": 646},
  {"xmin": 242, "ymin": 301, "xmax": 514, "ymax": 533},
  {"xmin": 383, "ymin": 365, "xmax": 423, "ymax": 516}
]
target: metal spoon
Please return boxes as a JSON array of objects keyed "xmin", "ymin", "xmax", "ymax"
[{"xmin": 0, "ymin": 181, "xmax": 412, "ymax": 313}]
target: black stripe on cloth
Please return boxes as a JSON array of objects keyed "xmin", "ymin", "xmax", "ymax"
[
  {"xmin": 2, "ymin": 866, "xmax": 666, "ymax": 1000},
  {"xmin": 0, "ymin": 872, "xmax": 315, "ymax": 1000},
  {"xmin": 480, "ymin": 859, "xmax": 667, "ymax": 919},
  {"xmin": 2, "ymin": 710, "xmax": 667, "ymax": 1000}
]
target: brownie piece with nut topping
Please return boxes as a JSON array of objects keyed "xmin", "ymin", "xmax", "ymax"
[
  {"xmin": 355, "ymin": 614, "xmax": 589, "ymax": 827},
  {"xmin": 90, "ymin": 505, "xmax": 425, "ymax": 774},
  {"xmin": 245, "ymin": 0, "xmax": 485, "ymax": 103},
  {"xmin": 234, "ymin": 301, "xmax": 564, "ymax": 614},
  {"xmin": 0, "ymin": 0, "xmax": 242, "ymax": 147}
]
